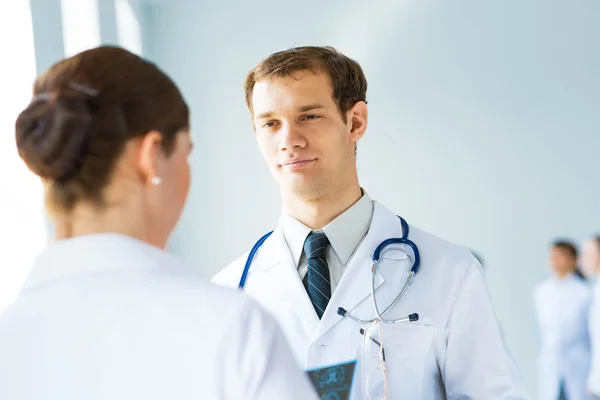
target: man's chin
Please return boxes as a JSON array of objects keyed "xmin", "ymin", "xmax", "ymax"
[{"xmin": 283, "ymin": 180, "xmax": 328, "ymax": 199}]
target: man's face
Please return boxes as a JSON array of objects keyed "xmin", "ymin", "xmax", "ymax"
[
  {"xmin": 251, "ymin": 71, "xmax": 359, "ymax": 200},
  {"xmin": 549, "ymin": 247, "xmax": 575, "ymax": 276}
]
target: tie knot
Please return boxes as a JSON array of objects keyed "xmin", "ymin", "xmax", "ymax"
[{"xmin": 303, "ymin": 231, "xmax": 330, "ymax": 260}]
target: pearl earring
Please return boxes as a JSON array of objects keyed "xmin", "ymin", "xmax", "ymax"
[{"xmin": 151, "ymin": 176, "xmax": 162, "ymax": 185}]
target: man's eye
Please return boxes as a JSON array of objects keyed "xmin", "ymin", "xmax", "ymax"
[
  {"xmin": 262, "ymin": 121, "xmax": 277, "ymax": 128},
  {"xmin": 303, "ymin": 115, "xmax": 320, "ymax": 121}
]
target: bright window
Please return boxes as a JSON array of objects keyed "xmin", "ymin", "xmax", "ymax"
[
  {"xmin": 60, "ymin": 0, "xmax": 101, "ymax": 57},
  {"xmin": 115, "ymin": 0, "xmax": 142, "ymax": 55},
  {"xmin": 0, "ymin": 1, "xmax": 46, "ymax": 312}
]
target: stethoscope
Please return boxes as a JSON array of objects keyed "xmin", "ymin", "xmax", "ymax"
[{"xmin": 238, "ymin": 216, "xmax": 420, "ymax": 325}]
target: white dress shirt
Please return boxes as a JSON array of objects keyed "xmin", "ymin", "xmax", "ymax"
[{"xmin": 281, "ymin": 190, "xmax": 373, "ymax": 294}]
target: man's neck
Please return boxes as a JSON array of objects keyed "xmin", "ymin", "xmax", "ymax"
[
  {"xmin": 555, "ymin": 270, "xmax": 573, "ymax": 280},
  {"xmin": 282, "ymin": 184, "xmax": 363, "ymax": 230}
]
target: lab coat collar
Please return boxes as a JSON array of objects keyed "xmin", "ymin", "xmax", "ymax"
[
  {"xmin": 21, "ymin": 233, "xmax": 180, "ymax": 292},
  {"xmin": 245, "ymin": 225, "xmax": 321, "ymax": 337},
  {"xmin": 550, "ymin": 272, "xmax": 582, "ymax": 284},
  {"xmin": 311, "ymin": 201, "xmax": 406, "ymax": 342},
  {"xmin": 246, "ymin": 227, "xmax": 283, "ymax": 272}
]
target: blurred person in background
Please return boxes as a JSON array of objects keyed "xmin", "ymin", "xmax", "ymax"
[
  {"xmin": 0, "ymin": 46, "xmax": 317, "ymax": 400},
  {"xmin": 534, "ymin": 240, "xmax": 593, "ymax": 400},
  {"xmin": 581, "ymin": 236, "xmax": 600, "ymax": 281},
  {"xmin": 581, "ymin": 235, "xmax": 600, "ymax": 398}
]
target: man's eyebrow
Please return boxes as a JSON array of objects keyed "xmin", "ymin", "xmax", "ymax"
[
  {"xmin": 298, "ymin": 103, "xmax": 325, "ymax": 112},
  {"xmin": 255, "ymin": 111, "xmax": 274, "ymax": 120},
  {"xmin": 255, "ymin": 104, "xmax": 325, "ymax": 120}
]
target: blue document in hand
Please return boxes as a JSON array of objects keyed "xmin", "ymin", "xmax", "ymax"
[{"xmin": 306, "ymin": 360, "xmax": 357, "ymax": 400}]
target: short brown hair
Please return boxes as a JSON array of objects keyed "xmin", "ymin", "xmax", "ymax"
[
  {"xmin": 244, "ymin": 46, "xmax": 368, "ymax": 123},
  {"xmin": 15, "ymin": 46, "xmax": 189, "ymax": 214},
  {"xmin": 552, "ymin": 240, "xmax": 578, "ymax": 259}
]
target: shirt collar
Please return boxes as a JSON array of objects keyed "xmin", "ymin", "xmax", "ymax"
[
  {"xmin": 281, "ymin": 190, "xmax": 374, "ymax": 266},
  {"xmin": 550, "ymin": 272, "xmax": 582, "ymax": 284},
  {"xmin": 21, "ymin": 233, "xmax": 179, "ymax": 292}
]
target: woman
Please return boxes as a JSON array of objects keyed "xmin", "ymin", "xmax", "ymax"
[
  {"xmin": 581, "ymin": 236, "xmax": 600, "ymax": 280},
  {"xmin": 581, "ymin": 236, "xmax": 600, "ymax": 398},
  {"xmin": 0, "ymin": 46, "xmax": 317, "ymax": 400},
  {"xmin": 534, "ymin": 240, "xmax": 592, "ymax": 400}
]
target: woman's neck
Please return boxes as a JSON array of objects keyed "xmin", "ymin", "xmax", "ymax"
[{"xmin": 53, "ymin": 201, "xmax": 155, "ymax": 246}]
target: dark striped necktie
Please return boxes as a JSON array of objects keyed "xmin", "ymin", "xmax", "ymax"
[{"xmin": 302, "ymin": 231, "xmax": 331, "ymax": 319}]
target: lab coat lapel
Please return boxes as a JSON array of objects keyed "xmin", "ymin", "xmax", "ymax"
[
  {"xmin": 311, "ymin": 202, "xmax": 403, "ymax": 342},
  {"xmin": 255, "ymin": 226, "xmax": 320, "ymax": 340}
]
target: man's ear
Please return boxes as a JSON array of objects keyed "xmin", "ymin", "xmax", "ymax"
[
  {"xmin": 136, "ymin": 130, "xmax": 163, "ymax": 185},
  {"xmin": 348, "ymin": 101, "xmax": 368, "ymax": 142}
]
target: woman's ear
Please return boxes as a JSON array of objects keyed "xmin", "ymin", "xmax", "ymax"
[
  {"xmin": 136, "ymin": 130, "xmax": 164, "ymax": 185},
  {"xmin": 348, "ymin": 101, "xmax": 368, "ymax": 142}
]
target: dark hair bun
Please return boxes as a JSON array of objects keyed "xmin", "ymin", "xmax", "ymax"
[{"xmin": 15, "ymin": 92, "xmax": 93, "ymax": 182}]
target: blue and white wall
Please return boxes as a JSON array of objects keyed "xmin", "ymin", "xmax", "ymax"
[
  {"xmin": 2, "ymin": 1, "xmax": 599, "ymax": 397},
  {"xmin": 145, "ymin": 1, "xmax": 600, "ymax": 397}
]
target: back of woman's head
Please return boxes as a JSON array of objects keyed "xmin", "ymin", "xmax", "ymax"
[{"xmin": 15, "ymin": 46, "xmax": 188, "ymax": 214}]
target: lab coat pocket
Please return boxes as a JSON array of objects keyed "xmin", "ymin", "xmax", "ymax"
[
  {"xmin": 379, "ymin": 248, "xmax": 409, "ymax": 261},
  {"xmin": 376, "ymin": 322, "xmax": 434, "ymax": 398}
]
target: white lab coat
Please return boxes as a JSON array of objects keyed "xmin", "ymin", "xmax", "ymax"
[
  {"xmin": 212, "ymin": 201, "xmax": 529, "ymax": 399},
  {"xmin": 588, "ymin": 280, "xmax": 600, "ymax": 395},
  {"xmin": 533, "ymin": 274, "xmax": 593, "ymax": 400},
  {"xmin": 0, "ymin": 233, "xmax": 317, "ymax": 400}
]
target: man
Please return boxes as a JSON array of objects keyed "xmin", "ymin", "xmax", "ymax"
[{"xmin": 212, "ymin": 46, "xmax": 528, "ymax": 399}]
